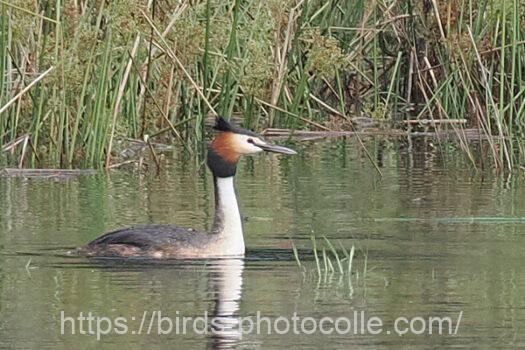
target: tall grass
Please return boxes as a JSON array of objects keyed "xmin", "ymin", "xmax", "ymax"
[{"xmin": 0, "ymin": 0, "xmax": 524, "ymax": 169}]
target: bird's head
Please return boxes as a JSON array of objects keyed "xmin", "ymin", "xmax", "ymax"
[{"xmin": 207, "ymin": 117, "xmax": 296, "ymax": 178}]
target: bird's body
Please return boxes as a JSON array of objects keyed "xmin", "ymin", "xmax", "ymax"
[
  {"xmin": 81, "ymin": 117, "xmax": 295, "ymax": 259},
  {"xmin": 83, "ymin": 224, "xmax": 212, "ymax": 258}
]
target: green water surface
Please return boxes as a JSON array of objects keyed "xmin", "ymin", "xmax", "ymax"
[{"xmin": 0, "ymin": 138, "xmax": 524, "ymax": 349}]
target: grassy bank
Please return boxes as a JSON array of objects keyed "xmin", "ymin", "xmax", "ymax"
[{"xmin": 1, "ymin": 0, "xmax": 524, "ymax": 169}]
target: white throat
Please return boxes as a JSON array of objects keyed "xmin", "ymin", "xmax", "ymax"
[{"xmin": 212, "ymin": 176, "xmax": 245, "ymax": 255}]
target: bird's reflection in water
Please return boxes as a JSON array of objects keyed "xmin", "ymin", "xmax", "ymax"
[
  {"xmin": 208, "ymin": 258, "xmax": 245, "ymax": 350},
  {"xmin": 79, "ymin": 257, "xmax": 247, "ymax": 348}
]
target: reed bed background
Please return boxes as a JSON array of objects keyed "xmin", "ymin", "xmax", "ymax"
[{"xmin": 0, "ymin": 0, "xmax": 524, "ymax": 169}]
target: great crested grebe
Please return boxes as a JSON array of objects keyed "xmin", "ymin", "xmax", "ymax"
[{"xmin": 81, "ymin": 117, "xmax": 296, "ymax": 259}]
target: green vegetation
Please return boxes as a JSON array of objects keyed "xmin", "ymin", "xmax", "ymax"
[
  {"xmin": 292, "ymin": 236, "xmax": 355, "ymax": 276},
  {"xmin": 292, "ymin": 236, "xmax": 358, "ymax": 297},
  {"xmin": 1, "ymin": 0, "xmax": 524, "ymax": 168}
]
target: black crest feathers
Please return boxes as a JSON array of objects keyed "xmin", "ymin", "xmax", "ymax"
[
  {"xmin": 213, "ymin": 116, "xmax": 234, "ymax": 132},
  {"xmin": 212, "ymin": 116, "xmax": 259, "ymax": 137}
]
